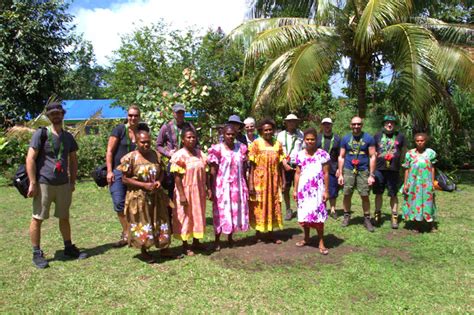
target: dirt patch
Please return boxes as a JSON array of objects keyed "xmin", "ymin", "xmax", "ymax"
[
  {"xmin": 209, "ymin": 230, "xmax": 361, "ymax": 270},
  {"xmin": 378, "ymin": 247, "xmax": 411, "ymax": 262},
  {"xmin": 385, "ymin": 228, "xmax": 413, "ymax": 241}
]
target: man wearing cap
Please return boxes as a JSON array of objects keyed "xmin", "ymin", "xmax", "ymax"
[
  {"xmin": 277, "ymin": 114, "xmax": 304, "ymax": 221},
  {"xmin": 373, "ymin": 115, "xmax": 406, "ymax": 229},
  {"xmin": 227, "ymin": 115, "xmax": 248, "ymax": 146},
  {"xmin": 338, "ymin": 116, "xmax": 377, "ymax": 232},
  {"xmin": 26, "ymin": 102, "xmax": 87, "ymax": 269},
  {"xmin": 316, "ymin": 118, "xmax": 341, "ymax": 219}
]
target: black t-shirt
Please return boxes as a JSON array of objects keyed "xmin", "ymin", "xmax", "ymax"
[
  {"xmin": 111, "ymin": 124, "xmax": 136, "ymax": 169},
  {"xmin": 374, "ymin": 131, "xmax": 405, "ymax": 171},
  {"xmin": 316, "ymin": 134, "xmax": 340, "ymax": 174},
  {"xmin": 30, "ymin": 127, "xmax": 78, "ymax": 185}
]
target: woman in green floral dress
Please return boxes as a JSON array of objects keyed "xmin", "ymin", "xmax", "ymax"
[{"xmin": 401, "ymin": 133, "xmax": 437, "ymax": 232}]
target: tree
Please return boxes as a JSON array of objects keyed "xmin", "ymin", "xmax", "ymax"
[
  {"xmin": 61, "ymin": 35, "xmax": 108, "ymax": 100},
  {"xmin": 104, "ymin": 21, "xmax": 200, "ymax": 106},
  {"xmin": 0, "ymin": 0, "xmax": 74, "ymax": 126},
  {"xmin": 229, "ymin": 0, "xmax": 473, "ymax": 128}
]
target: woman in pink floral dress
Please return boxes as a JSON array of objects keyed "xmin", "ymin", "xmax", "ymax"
[
  {"xmin": 208, "ymin": 125, "xmax": 249, "ymax": 251},
  {"xmin": 293, "ymin": 128, "xmax": 330, "ymax": 255}
]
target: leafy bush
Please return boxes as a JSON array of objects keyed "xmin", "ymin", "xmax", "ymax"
[{"xmin": 76, "ymin": 134, "xmax": 107, "ymax": 179}]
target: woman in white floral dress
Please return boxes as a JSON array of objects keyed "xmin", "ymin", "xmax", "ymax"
[{"xmin": 293, "ymin": 128, "xmax": 330, "ymax": 255}]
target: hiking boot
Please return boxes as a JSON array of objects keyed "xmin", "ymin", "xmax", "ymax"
[
  {"xmin": 391, "ymin": 213, "xmax": 399, "ymax": 229},
  {"xmin": 284, "ymin": 210, "xmax": 293, "ymax": 221},
  {"xmin": 341, "ymin": 213, "xmax": 351, "ymax": 227},
  {"xmin": 64, "ymin": 244, "xmax": 88, "ymax": 260},
  {"xmin": 364, "ymin": 216, "xmax": 375, "ymax": 232},
  {"xmin": 32, "ymin": 250, "xmax": 49, "ymax": 269},
  {"xmin": 112, "ymin": 233, "xmax": 128, "ymax": 248},
  {"xmin": 373, "ymin": 211, "xmax": 382, "ymax": 226}
]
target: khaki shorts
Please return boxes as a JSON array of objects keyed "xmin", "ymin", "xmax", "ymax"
[
  {"xmin": 343, "ymin": 169, "xmax": 370, "ymax": 196},
  {"xmin": 32, "ymin": 183, "xmax": 72, "ymax": 220}
]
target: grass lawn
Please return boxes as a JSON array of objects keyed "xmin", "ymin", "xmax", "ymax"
[{"xmin": 0, "ymin": 172, "xmax": 473, "ymax": 313}]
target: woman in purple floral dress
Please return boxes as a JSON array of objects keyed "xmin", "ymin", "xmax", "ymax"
[
  {"xmin": 208, "ymin": 125, "xmax": 249, "ymax": 251},
  {"xmin": 293, "ymin": 128, "xmax": 330, "ymax": 255}
]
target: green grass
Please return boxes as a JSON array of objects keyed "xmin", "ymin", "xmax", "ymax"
[{"xmin": 0, "ymin": 172, "xmax": 473, "ymax": 313}]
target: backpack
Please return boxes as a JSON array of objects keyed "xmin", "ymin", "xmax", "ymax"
[
  {"xmin": 435, "ymin": 169, "xmax": 456, "ymax": 192},
  {"xmin": 92, "ymin": 164, "xmax": 108, "ymax": 187},
  {"xmin": 13, "ymin": 127, "xmax": 47, "ymax": 198}
]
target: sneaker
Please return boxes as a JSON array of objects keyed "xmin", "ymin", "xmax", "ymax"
[
  {"xmin": 32, "ymin": 250, "xmax": 49, "ymax": 269},
  {"xmin": 112, "ymin": 233, "xmax": 128, "ymax": 248},
  {"xmin": 391, "ymin": 213, "xmax": 399, "ymax": 229},
  {"xmin": 64, "ymin": 244, "xmax": 88, "ymax": 260},
  {"xmin": 364, "ymin": 216, "xmax": 375, "ymax": 232},
  {"xmin": 373, "ymin": 211, "xmax": 381, "ymax": 226},
  {"xmin": 341, "ymin": 213, "xmax": 350, "ymax": 227},
  {"xmin": 284, "ymin": 210, "xmax": 293, "ymax": 221}
]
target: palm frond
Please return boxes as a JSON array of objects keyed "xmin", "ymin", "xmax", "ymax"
[
  {"xmin": 253, "ymin": 39, "xmax": 338, "ymax": 112},
  {"xmin": 433, "ymin": 45, "xmax": 474, "ymax": 89},
  {"xmin": 245, "ymin": 23, "xmax": 336, "ymax": 65},
  {"xmin": 226, "ymin": 17, "xmax": 317, "ymax": 49},
  {"xmin": 382, "ymin": 23, "xmax": 439, "ymax": 120},
  {"xmin": 248, "ymin": 0, "xmax": 317, "ymax": 18},
  {"xmin": 355, "ymin": 0, "xmax": 413, "ymax": 56},
  {"xmin": 412, "ymin": 17, "xmax": 473, "ymax": 46}
]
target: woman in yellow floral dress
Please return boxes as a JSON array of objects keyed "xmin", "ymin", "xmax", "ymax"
[
  {"xmin": 118, "ymin": 130, "xmax": 171, "ymax": 262},
  {"xmin": 248, "ymin": 118, "xmax": 286, "ymax": 243}
]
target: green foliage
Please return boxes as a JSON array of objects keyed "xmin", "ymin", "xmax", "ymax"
[
  {"xmin": 0, "ymin": 0, "xmax": 74, "ymax": 126},
  {"xmin": 75, "ymin": 134, "xmax": 107, "ymax": 179},
  {"xmin": 104, "ymin": 21, "xmax": 200, "ymax": 107},
  {"xmin": 61, "ymin": 35, "xmax": 108, "ymax": 100}
]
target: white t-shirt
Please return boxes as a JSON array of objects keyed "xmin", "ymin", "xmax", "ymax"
[{"xmin": 277, "ymin": 129, "xmax": 304, "ymax": 165}]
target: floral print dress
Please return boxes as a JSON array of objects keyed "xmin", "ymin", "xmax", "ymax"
[
  {"xmin": 117, "ymin": 150, "xmax": 171, "ymax": 249},
  {"xmin": 295, "ymin": 149, "xmax": 330, "ymax": 227},
  {"xmin": 401, "ymin": 148, "xmax": 437, "ymax": 222},
  {"xmin": 248, "ymin": 138, "xmax": 285, "ymax": 232},
  {"xmin": 170, "ymin": 148, "xmax": 208, "ymax": 241},
  {"xmin": 208, "ymin": 142, "xmax": 249, "ymax": 235}
]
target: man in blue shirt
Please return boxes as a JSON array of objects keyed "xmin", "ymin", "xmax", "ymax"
[{"xmin": 338, "ymin": 116, "xmax": 376, "ymax": 232}]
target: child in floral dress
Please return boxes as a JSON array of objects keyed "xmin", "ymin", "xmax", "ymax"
[{"xmin": 293, "ymin": 128, "xmax": 330, "ymax": 255}]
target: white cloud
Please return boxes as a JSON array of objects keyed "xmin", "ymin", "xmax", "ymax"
[{"xmin": 73, "ymin": 0, "xmax": 249, "ymax": 66}]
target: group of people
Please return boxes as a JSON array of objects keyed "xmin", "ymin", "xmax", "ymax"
[{"xmin": 25, "ymin": 102, "xmax": 438, "ymax": 268}]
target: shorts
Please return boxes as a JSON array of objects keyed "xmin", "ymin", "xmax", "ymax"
[
  {"xmin": 343, "ymin": 169, "xmax": 370, "ymax": 197},
  {"xmin": 328, "ymin": 173, "xmax": 339, "ymax": 199},
  {"xmin": 32, "ymin": 183, "xmax": 72, "ymax": 220},
  {"xmin": 284, "ymin": 168, "xmax": 295, "ymax": 190},
  {"xmin": 109, "ymin": 169, "xmax": 127, "ymax": 212},
  {"xmin": 372, "ymin": 170, "xmax": 400, "ymax": 197}
]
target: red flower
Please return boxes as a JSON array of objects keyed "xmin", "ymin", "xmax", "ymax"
[
  {"xmin": 384, "ymin": 153, "xmax": 393, "ymax": 161},
  {"xmin": 351, "ymin": 159, "xmax": 360, "ymax": 166}
]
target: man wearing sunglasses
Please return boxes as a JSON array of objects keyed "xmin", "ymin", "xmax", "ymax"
[{"xmin": 338, "ymin": 116, "xmax": 376, "ymax": 232}]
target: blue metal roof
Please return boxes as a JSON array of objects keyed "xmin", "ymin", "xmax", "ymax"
[{"xmin": 62, "ymin": 99, "xmax": 126, "ymax": 121}]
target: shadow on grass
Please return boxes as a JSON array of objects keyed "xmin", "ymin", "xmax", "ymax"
[
  {"xmin": 50, "ymin": 243, "xmax": 115, "ymax": 262},
  {"xmin": 403, "ymin": 220, "xmax": 439, "ymax": 233}
]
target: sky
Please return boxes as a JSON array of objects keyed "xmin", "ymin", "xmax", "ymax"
[
  {"xmin": 70, "ymin": 0, "xmax": 249, "ymax": 66},
  {"xmin": 69, "ymin": 0, "xmax": 355, "ymax": 97}
]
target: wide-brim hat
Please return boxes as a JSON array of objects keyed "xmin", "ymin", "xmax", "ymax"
[
  {"xmin": 321, "ymin": 117, "xmax": 333, "ymax": 124},
  {"xmin": 227, "ymin": 115, "xmax": 244, "ymax": 126},
  {"xmin": 383, "ymin": 115, "xmax": 397, "ymax": 123},
  {"xmin": 45, "ymin": 102, "xmax": 66, "ymax": 115},
  {"xmin": 284, "ymin": 114, "xmax": 300, "ymax": 121}
]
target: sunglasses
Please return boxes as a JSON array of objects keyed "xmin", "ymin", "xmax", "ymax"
[
  {"xmin": 128, "ymin": 114, "xmax": 139, "ymax": 117},
  {"xmin": 351, "ymin": 123, "xmax": 362, "ymax": 126}
]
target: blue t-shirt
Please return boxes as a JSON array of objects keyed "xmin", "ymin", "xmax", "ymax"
[{"xmin": 341, "ymin": 132, "xmax": 375, "ymax": 171}]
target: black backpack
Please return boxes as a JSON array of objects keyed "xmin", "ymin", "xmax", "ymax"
[
  {"xmin": 13, "ymin": 127, "xmax": 47, "ymax": 198},
  {"xmin": 92, "ymin": 164, "xmax": 108, "ymax": 187}
]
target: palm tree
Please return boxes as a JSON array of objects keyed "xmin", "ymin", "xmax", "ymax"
[{"xmin": 228, "ymin": 0, "xmax": 473, "ymax": 127}]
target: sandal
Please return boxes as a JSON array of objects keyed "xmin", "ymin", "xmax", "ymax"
[
  {"xmin": 141, "ymin": 249, "xmax": 156, "ymax": 263},
  {"xmin": 296, "ymin": 240, "xmax": 308, "ymax": 247},
  {"xmin": 319, "ymin": 247, "xmax": 329, "ymax": 255},
  {"xmin": 272, "ymin": 238, "xmax": 283, "ymax": 245},
  {"xmin": 184, "ymin": 248, "xmax": 195, "ymax": 256}
]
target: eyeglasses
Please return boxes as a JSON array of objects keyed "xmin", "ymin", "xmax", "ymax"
[
  {"xmin": 128, "ymin": 114, "xmax": 139, "ymax": 117},
  {"xmin": 351, "ymin": 123, "xmax": 362, "ymax": 126}
]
